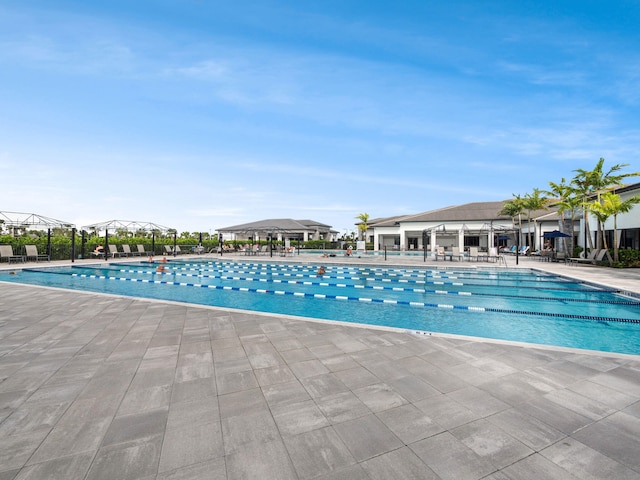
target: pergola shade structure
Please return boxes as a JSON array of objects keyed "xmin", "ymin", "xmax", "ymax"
[
  {"xmin": 81, "ymin": 220, "xmax": 175, "ymax": 258},
  {"xmin": 0, "ymin": 211, "xmax": 75, "ymax": 259}
]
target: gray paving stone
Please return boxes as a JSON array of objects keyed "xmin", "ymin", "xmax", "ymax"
[
  {"xmin": 568, "ymin": 379, "xmax": 637, "ymax": 410},
  {"xmin": 299, "ymin": 372, "xmax": 349, "ymax": 398},
  {"xmin": 414, "ymin": 394, "xmax": 479, "ymax": 430},
  {"xmin": 333, "ymin": 414, "xmax": 403, "ymax": 462},
  {"xmin": 283, "ymin": 426, "xmax": 356, "ymax": 479},
  {"xmin": 253, "ymin": 364, "xmax": 296, "ymax": 386},
  {"xmin": 156, "ymin": 458, "xmax": 227, "ymax": 480},
  {"xmin": 352, "ymin": 383, "xmax": 408, "ymax": 412},
  {"xmin": 410, "ymin": 431, "xmax": 496, "ymax": 480},
  {"xmin": 221, "ymin": 409, "xmax": 280, "ymax": 455},
  {"xmin": 262, "ymin": 379, "xmax": 311, "ymax": 408},
  {"xmin": 487, "ymin": 407, "xmax": 566, "ymax": 451},
  {"xmin": 500, "ymin": 452, "xmax": 581, "ymax": 480},
  {"xmin": 226, "ymin": 439, "xmax": 297, "ymax": 480},
  {"xmin": 541, "ymin": 438, "xmax": 640, "ymax": 480},
  {"xmin": 315, "ymin": 391, "xmax": 372, "ymax": 424},
  {"xmin": 158, "ymin": 421, "xmax": 223, "ymax": 473},
  {"xmin": 166, "ymin": 397, "xmax": 219, "ymax": 431},
  {"xmin": 572, "ymin": 411, "xmax": 640, "ymax": 472},
  {"xmin": 271, "ymin": 399, "xmax": 330, "ymax": 435},
  {"xmin": 361, "ymin": 446, "xmax": 440, "ymax": 480},
  {"xmin": 102, "ymin": 408, "xmax": 168, "ymax": 446},
  {"xmin": 118, "ymin": 384, "xmax": 172, "ymax": 415},
  {"xmin": 333, "ymin": 365, "xmax": 380, "ymax": 389},
  {"xmin": 215, "ymin": 369, "xmax": 258, "ymax": 395},
  {"xmin": 218, "ymin": 387, "xmax": 269, "ymax": 419},
  {"xmin": 451, "ymin": 418, "xmax": 534, "ymax": 469},
  {"xmin": 170, "ymin": 376, "xmax": 217, "ymax": 403},
  {"xmin": 448, "ymin": 386, "xmax": 511, "ymax": 418},
  {"xmin": 87, "ymin": 435, "xmax": 163, "ymax": 480},
  {"xmin": 515, "ymin": 396, "xmax": 593, "ymax": 435},
  {"xmin": 376, "ymin": 403, "xmax": 445, "ymax": 444},
  {"xmin": 12, "ymin": 452, "xmax": 94, "ymax": 480}
]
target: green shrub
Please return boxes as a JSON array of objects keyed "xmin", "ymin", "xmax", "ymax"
[{"xmin": 618, "ymin": 249, "xmax": 640, "ymax": 268}]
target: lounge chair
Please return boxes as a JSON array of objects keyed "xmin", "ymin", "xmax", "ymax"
[
  {"xmin": 451, "ymin": 246, "xmax": 465, "ymax": 261},
  {"xmin": 501, "ymin": 245, "xmax": 516, "ymax": 255},
  {"xmin": 0, "ymin": 245, "xmax": 25, "ymax": 263},
  {"xmin": 571, "ymin": 249, "xmax": 610, "ymax": 265},
  {"xmin": 108, "ymin": 245, "xmax": 122, "ymax": 258},
  {"xmin": 121, "ymin": 245, "xmax": 136, "ymax": 257},
  {"xmin": 435, "ymin": 246, "xmax": 451, "ymax": 261},
  {"xmin": 25, "ymin": 245, "xmax": 49, "ymax": 262},
  {"xmin": 568, "ymin": 249, "xmax": 599, "ymax": 265},
  {"xmin": 164, "ymin": 245, "xmax": 174, "ymax": 255},
  {"xmin": 515, "ymin": 245, "xmax": 529, "ymax": 255},
  {"xmin": 488, "ymin": 247, "xmax": 500, "ymax": 262},
  {"xmin": 137, "ymin": 245, "xmax": 151, "ymax": 256},
  {"xmin": 468, "ymin": 246, "xmax": 479, "ymax": 261}
]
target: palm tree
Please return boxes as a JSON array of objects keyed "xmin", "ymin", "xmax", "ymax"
[
  {"xmin": 545, "ymin": 178, "xmax": 580, "ymax": 255},
  {"xmin": 522, "ymin": 188, "xmax": 549, "ymax": 253},
  {"xmin": 499, "ymin": 196, "xmax": 526, "ymax": 247},
  {"xmin": 593, "ymin": 192, "xmax": 640, "ymax": 263},
  {"xmin": 355, "ymin": 213, "xmax": 370, "ymax": 242},
  {"xmin": 572, "ymin": 158, "xmax": 639, "ymax": 252}
]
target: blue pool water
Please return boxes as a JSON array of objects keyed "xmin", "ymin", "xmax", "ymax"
[{"xmin": 2, "ymin": 260, "xmax": 639, "ymax": 355}]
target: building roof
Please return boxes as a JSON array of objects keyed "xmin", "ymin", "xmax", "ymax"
[
  {"xmin": 219, "ymin": 218, "xmax": 333, "ymax": 233},
  {"xmin": 403, "ymin": 201, "xmax": 512, "ymax": 223},
  {"xmin": 369, "ymin": 200, "xmax": 560, "ymax": 227}
]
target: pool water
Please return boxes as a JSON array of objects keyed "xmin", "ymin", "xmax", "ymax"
[{"xmin": 2, "ymin": 260, "xmax": 639, "ymax": 355}]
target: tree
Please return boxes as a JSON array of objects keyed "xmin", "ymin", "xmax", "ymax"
[
  {"xmin": 592, "ymin": 192, "xmax": 640, "ymax": 263},
  {"xmin": 355, "ymin": 213, "xmax": 370, "ymax": 242},
  {"xmin": 499, "ymin": 196, "xmax": 526, "ymax": 247},
  {"xmin": 572, "ymin": 158, "xmax": 639, "ymax": 252},
  {"xmin": 522, "ymin": 188, "xmax": 549, "ymax": 253},
  {"xmin": 546, "ymin": 178, "xmax": 580, "ymax": 255}
]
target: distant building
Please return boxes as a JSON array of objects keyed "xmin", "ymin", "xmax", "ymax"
[{"xmin": 218, "ymin": 218, "xmax": 338, "ymax": 242}]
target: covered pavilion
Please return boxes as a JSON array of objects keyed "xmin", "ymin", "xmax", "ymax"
[
  {"xmin": 81, "ymin": 219, "xmax": 175, "ymax": 258},
  {"xmin": 0, "ymin": 210, "xmax": 75, "ymax": 260}
]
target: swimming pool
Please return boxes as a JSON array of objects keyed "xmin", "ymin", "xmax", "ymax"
[{"xmin": 2, "ymin": 259, "xmax": 639, "ymax": 355}]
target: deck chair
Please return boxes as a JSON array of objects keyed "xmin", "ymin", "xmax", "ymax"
[
  {"xmin": 121, "ymin": 245, "xmax": 133, "ymax": 257},
  {"xmin": 468, "ymin": 246, "xmax": 479, "ymax": 261},
  {"xmin": 108, "ymin": 245, "xmax": 122, "ymax": 258},
  {"xmin": 488, "ymin": 247, "xmax": 500, "ymax": 262},
  {"xmin": 0, "ymin": 245, "xmax": 25, "ymax": 263},
  {"xmin": 451, "ymin": 246, "xmax": 465, "ymax": 261},
  {"xmin": 164, "ymin": 245, "xmax": 174, "ymax": 255},
  {"xmin": 25, "ymin": 245, "xmax": 49, "ymax": 262},
  {"xmin": 137, "ymin": 244, "xmax": 151, "ymax": 256},
  {"xmin": 569, "ymin": 249, "xmax": 599, "ymax": 265}
]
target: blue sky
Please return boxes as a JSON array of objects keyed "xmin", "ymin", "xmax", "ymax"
[{"xmin": 1, "ymin": 1, "xmax": 639, "ymax": 236}]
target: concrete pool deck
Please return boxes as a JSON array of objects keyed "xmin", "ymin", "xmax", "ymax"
[{"xmin": 1, "ymin": 255, "xmax": 639, "ymax": 479}]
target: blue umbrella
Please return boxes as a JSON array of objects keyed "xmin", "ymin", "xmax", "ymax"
[{"xmin": 542, "ymin": 230, "xmax": 570, "ymax": 238}]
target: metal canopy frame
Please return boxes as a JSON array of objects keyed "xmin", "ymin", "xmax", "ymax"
[
  {"xmin": 226, "ymin": 226, "xmax": 303, "ymax": 258},
  {"xmin": 80, "ymin": 220, "xmax": 175, "ymax": 259},
  {"xmin": 0, "ymin": 210, "xmax": 76, "ymax": 261},
  {"xmin": 0, "ymin": 211, "xmax": 75, "ymax": 230},
  {"xmin": 81, "ymin": 219, "xmax": 173, "ymax": 234}
]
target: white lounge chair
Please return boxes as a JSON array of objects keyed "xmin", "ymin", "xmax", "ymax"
[
  {"xmin": 108, "ymin": 245, "xmax": 122, "ymax": 258},
  {"xmin": 451, "ymin": 246, "xmax": 465, "ymax": 261},
  {"xmin": 0, "ymin": 245, "xmax": 25, "ymax": 263},
  {"xmin": 569, "ymin": 249, "xmax": 599, "ymax": 265},
  {"xmin": 137, "ymin": 244, "xmax": 151, "ymax": 256},
  {"xmin": 25, "ymin": 245, "xmax": 49, "ymax": 262}
]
